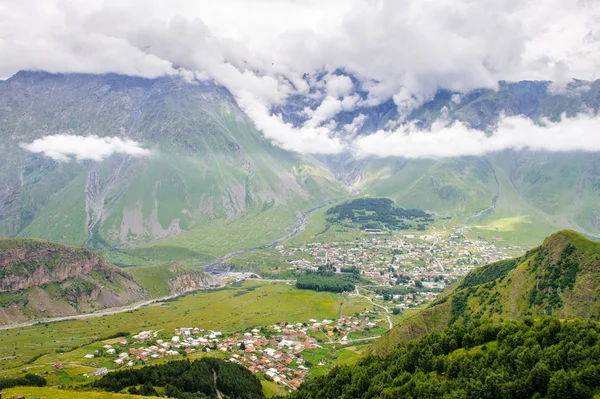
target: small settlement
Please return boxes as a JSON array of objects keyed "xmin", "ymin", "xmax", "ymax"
[{"xmin": 83, "ymin": 310, "xmax": 387, "ymax": 390}]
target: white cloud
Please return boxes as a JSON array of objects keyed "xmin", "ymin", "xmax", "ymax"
[
  {"xmin": 325, "ymin": 74, "xmax": 354, "ymax": 98},
  {"xmin": 236, "ymin": 92, "xmax": 345, "ymax": 154},
  {"xmin": 2, "ymin": 0, "xmax": 600, "ymax": 154},
  {"xmin": 21, "ymin": 134, "xmax": 152, "ymax": 161},
  {"xmin": 343, "ymin": 114, "xmax": 368, "ymax": 135},
  {"xmin": 354, "ymin": 114, "xmax": 600, "ymax": 158}
]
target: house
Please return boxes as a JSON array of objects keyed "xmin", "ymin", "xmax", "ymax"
[
  {"xmin": 84, "ymin": 354, "xmax": 94, "ymax": 359},
  {"xmin": 90, "ymin": 367, "xmax": 108, "ymax": 377}
]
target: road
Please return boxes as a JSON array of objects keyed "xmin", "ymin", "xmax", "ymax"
[
  {"xmin": 0, "ymin": 292, "xmax": 185, "ymax": 331},
  {"xmin": 354, "ymin": 287, "xmax": 393, "ymax": 329},
  {"xmin": 323, "ymin": 335, "xmax": 382, "ymax": 345}
]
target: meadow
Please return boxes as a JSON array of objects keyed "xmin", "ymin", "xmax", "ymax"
[
  {"xmin": 0, "ymin": 386, "xmax": 153, "ymax": 399},
  {"xmin": 0, "ymin": 281, "xmax": 373, "ymax": 374}
]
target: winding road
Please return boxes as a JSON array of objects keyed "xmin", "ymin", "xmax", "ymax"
[{"xmin": 355, "ymin": 287, "xmax": 393, "ymax": 329}]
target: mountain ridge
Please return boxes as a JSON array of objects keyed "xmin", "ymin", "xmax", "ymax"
[
  {"xmin": 0, "ymin": 71, "xmax": 347, "ymax": 262},
  {"xmin": 2, "ymin": 70, "xmax": 600, "ymax": 258}
]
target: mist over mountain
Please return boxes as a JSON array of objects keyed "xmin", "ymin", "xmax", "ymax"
[{"xmin": 2, "ymin": 71, "xmax": 600, "ymax": 256}]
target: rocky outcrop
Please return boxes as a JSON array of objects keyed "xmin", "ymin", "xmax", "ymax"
[
  {"xmin": 167, "ymin": 270, "xmax": 219, "ymax": 295},
  {"xmin": 0, "ymin": 239, "xmax": 108, "ymax": 292}
]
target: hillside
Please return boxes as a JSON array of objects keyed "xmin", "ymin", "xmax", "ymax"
[
  {"xmin": 0, "ymin": 238, "xmax": 217, "ymax": 325},
  {"xmin": 94, "ymin": 358, "xmax": 264, "ymax": 399},
  {"xmin": 0, "ymin": 238, "xmax": 147, "ymax": 324},
  {"xmin": 287, "ymin": 317, "xmax": 600, "ymax": 399},
  {"xmin": 371, "ymin": 229, "xmax": 600, "ymax": 355},
  {"xmin": 1, "ymin": 71, "xmax": 600, "ymax": 255},
  {"xmin": 0, "ymin": 71, "xmax": 347, "ymax": 263}
]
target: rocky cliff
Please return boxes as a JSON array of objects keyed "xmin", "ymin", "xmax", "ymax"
[{"xmin": 0, "ymin": 238, "xmax": 110, "ymax": 292}]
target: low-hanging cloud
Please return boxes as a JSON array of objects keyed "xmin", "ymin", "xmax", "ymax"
[
  {"xmin": 21, "ymin": 134, "xmax": 152, "ymax": 161},
  {"xmin": 2, "ymin": 0, "xmax": 600, "ymax": 154},
  {"xmin": 354, "ymin": 114, "xmax": 600, "ymax": 158}
]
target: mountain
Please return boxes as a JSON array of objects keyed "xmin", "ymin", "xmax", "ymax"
[
  {"xmin": 370, "ymin": 229, "xmax": 600, "ymax": 356},
  {"xmin": 0, "ymin": 71, "xmax": 347, "ymax": 263},
  {"xmin": 2, "ymin": 71, "xmax": 600, "ymax": 259},
  {"xmin": 0, "ymin": 237, "xmax": 146, "ymax": 323},
  {"xmin": 0, "ymin": 237, "xmax": 217, "ymax": 325},
  {"xmin": 313, "ymin": 78, "xmax": 600, "ymax": 244}
]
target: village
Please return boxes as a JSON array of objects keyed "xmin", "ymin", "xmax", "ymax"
[
  {"xmin": 74, "ymin": 228, "xmax": 517, "ymax": 391},
  {"xmin": 278, "ymin": 227, "xmax": 518, "ymax": 308},
  {"xmin": 82, "ymin": 310, "xmax": 388, "ymax": 391}
]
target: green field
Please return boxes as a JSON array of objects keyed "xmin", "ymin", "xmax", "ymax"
[
  {"xmin": 0, "ymin": 281, "xmax": 373, "ymax": 372},
  {"xmin": 1, "ymin": 386, "xmax": 155, "ymax": 398},
  {"xmin": 156, "ymin": 204, "xmax": 304, "ymax": 259}
]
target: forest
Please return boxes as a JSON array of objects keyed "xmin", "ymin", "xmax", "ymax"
[
  {"xmin": 284, "ymin": 317, "xmax": 600, "ymax": 399},
  {"xmin": 94, "ymin": 358, "xmax": 264, "ymax": 399},
  {"xmin": 325, "ymin": 198, "xmax": 433, "ymax": 231},
  {"xmin": 0, "ymin": 373, "xmax": 46, "ymax": 390},
  {"xmin": 295, "ymin": 269, "xmax": 359, "ymax": 293}
]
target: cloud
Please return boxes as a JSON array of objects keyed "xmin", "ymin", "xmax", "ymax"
[
  {"xmin": 325, "ymin": 74, "xmax": 354, "ymax": 98},
  {"xmin": 354, "ymin": 114, "xmax": 600, "ymax": 158},
  {"xmin": 2, "ymin": 0, "xmax": 600, "ymax": 154},
  {"xmin": 237, "ymin": 92, "xmax": 345, "ymax": 154},
  {"xmin": 21, "ymin": 134, "xmax": 152, "ymax": 161}
]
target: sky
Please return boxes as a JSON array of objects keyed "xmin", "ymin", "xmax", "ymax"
[{"xmin": 3, "ymin": 0, "xmax": 600, "ymax": 158}]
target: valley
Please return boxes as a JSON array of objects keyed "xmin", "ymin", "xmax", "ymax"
[
  {"xmin": 0, "ymin": 201, "xmax": 526, "ymax": 397},
  {"xmin": 0, "ymin": 281, "xmax": 384, "ymax": 395},
  {"xmin": 1, "ymin": 69, "xmax": 600, "ymax": 399},
  {"xmin": 3, "ymin": 1, "xmax": 600, "ymax": 397}
]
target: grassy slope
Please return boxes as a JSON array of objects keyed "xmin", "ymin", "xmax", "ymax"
[
  {"xmin": 1, "ymin": 73, "xmax": 348, "ymax": 263},
  {"xmin": 1, "ymin": 387, "xmax": 156, "ymax": 399},
  {"xmin": 361, "ymin": 157, "xmax": 497, "ymax": 216},
  {"xmin": 126, "ymin": 262, "xmax": 213, "ymax": 298},
  {"xmin": 371, "ymin": 229, "xmax": 600, "ymax": 355},
  {"xmin": 353, "ymin": 154, "xmax": 581, "ymax": 247},
  {"xmin": 18, "ymin": 172, "xmax": 89, "ymax": 246}
]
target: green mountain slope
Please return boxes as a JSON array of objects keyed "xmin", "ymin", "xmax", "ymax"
[
  {"xmin": 370, "ymin": 229, "xmax": 600, "ymax": 355},
  {"xmin": 333, "ymin": 152, "xmax": 600, "ymax": 246},
  {"xmin": 287, "ymin": 317, "xmax": 600, "ymax": 399},
  {"xmin": 0, "ymin": 71, "xmax": 347, "ymax": 262},
  {"xmin": 319, "ymin": 80, "xmax": 600, "ymax": 245}
]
